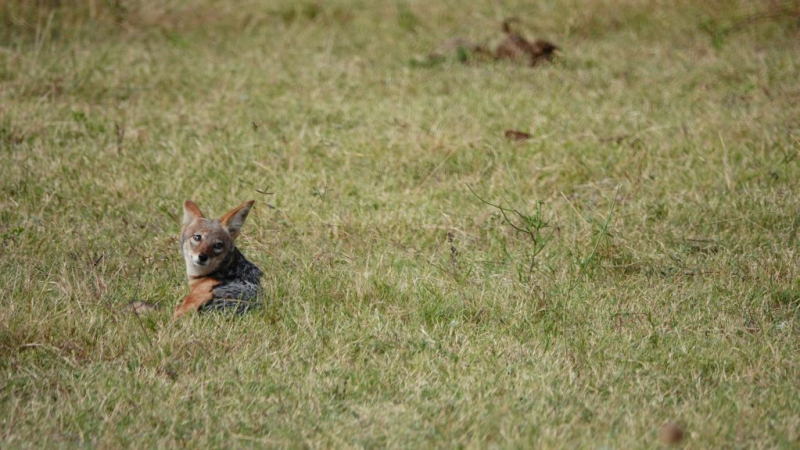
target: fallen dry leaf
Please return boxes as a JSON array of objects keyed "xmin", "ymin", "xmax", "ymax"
[
  {"xmin": 505, "ymin": 130, "xmax": 533, "ymax": 141},
  {"xmin": 659, "ymin": 422, "xmax": 684, "ymax": 445},
  {"xmin": 130, "ymin": 301, "xmax": 159, "ymax": 314}
]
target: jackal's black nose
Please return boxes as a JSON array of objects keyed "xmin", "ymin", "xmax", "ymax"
[{"xmin": 198, "ymin": 253, "xmax": 208, "ymax": 262}]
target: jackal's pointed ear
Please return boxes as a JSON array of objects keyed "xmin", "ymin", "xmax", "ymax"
[
  {"xmin": 220, "ymin": 200, "xmax": 254, "ymax": 240},
  {"xmin": 183, "ymin": 200, "xmax": 205, "ymax": 225}
]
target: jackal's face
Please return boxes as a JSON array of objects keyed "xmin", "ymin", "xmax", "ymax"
[{"xmin": 180, "ymin": 200, "xmax": 254, "ymax": 278}]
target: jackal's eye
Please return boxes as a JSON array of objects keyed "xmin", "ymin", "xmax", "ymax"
[
  {"xmin": 192, "ymin": 234, "xmax": 201, "ymax": 242},
  {"xmin": 213, "ymin": 242, "xmax": 224, "ymax": 251}
]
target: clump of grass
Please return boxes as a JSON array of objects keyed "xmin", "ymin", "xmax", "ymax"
[
  {"xmin": 700, "ymin": 1, "xmax": 800, "ymax": 49},
  {"xmin": 468, "ymin": 185, "xmax": 553, "ymax": 285}
]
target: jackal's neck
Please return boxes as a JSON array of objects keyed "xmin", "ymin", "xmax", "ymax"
[{"xmin": 186, "ymin": 246, "xmax": 248, "ymax": 285}]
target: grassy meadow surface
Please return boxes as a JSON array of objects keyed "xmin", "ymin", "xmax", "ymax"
[{"xmin": 1, "ymin": 0, "xmax": 800, "ymax": 447}]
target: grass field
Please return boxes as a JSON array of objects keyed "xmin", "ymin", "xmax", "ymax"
[{"xmin": 1, "ymin": 0, "xmax": 800, "ymax": 447}]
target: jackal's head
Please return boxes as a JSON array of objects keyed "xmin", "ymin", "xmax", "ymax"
[{"xmin": 180, "ymin": 200, "xmax": 254, "ymax": 278}]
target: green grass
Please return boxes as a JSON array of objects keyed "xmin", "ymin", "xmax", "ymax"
[{"xmin": 1, "ymin": 0, "xmax": 799, "ymax": 447}]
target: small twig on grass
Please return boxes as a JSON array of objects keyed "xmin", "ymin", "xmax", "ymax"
[
  {"xmin": 468, "ymin": 185, "xmax": 529, "ymax": 234},
  {"xmin": 255, "ymin": 185, "xmax": 274, "ymax": 195},
  {"xmin": 447, "ymin": 231, "xmax": 459, "ymax": 275},
  {"xmin": 467, "ymin": 184, "xmax": 551, "ymax": 283},
  {"xmin": 18, "ymin": 342, "xmax": 65, "ymax": 354},
  {"xmin": 114, "ymin": 122, "xmax": 124, "ymax": 154}
]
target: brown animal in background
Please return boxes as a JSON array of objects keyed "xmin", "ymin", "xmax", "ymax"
[
  {"xmin": 426, "ymin": 18, "xmax": 559, "ymax": 67},
  {"xmin": 495, "ymin": 18, "xmax": 559, "ymax": 66}
]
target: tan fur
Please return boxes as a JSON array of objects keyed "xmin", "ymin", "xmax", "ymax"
[
  {"xmin": 173, "ymin": 277, "xmax": 220, "ymax": 318},
  {"xmin": 219, "ymin": 200, "xmax": 254, "ymax": 241}
]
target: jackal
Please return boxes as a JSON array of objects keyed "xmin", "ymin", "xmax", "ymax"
[{"xmin": 173, "ymin": 200, "xmax": 262, "ymax": 317}]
